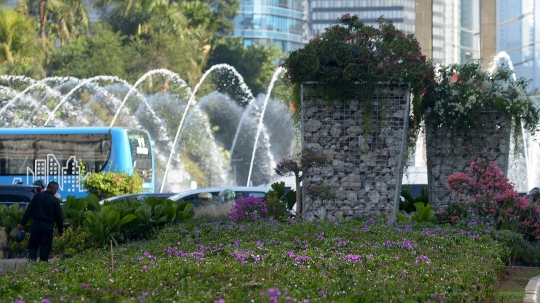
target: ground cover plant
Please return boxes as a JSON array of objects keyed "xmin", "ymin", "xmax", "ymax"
[{"xmin": 0, "ymin": 214, "xmax": 511, "ymax": 302}]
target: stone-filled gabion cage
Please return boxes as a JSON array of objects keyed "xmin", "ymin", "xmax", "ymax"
[
  {"xmin": 300, "ymin": 83, "xmax": 411, "ymax": 220},
  {"xmin": 425, "ymin": 108, "xmax": 512, "ymax": 210}
]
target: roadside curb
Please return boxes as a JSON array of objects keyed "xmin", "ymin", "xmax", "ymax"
[
  {"xmin": 0, "ymin": 258, "xmax": 30, "ymax": 271},
  {"xmin": 524, "ymin": 275, "xmax": 540, "ymax": 303},
  {"xmin": 0, "ymin": 258, "xmax": 59, "ymax": 272}
]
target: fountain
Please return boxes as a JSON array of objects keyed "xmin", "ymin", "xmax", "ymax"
[{"xmin": 0, "ymin": 65, "xmax": 295, "ymax": 193}]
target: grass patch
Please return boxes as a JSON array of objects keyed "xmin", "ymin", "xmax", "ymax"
[
  {"xmin": 0, "ymin": 216, "xmax": 510, "ymax": 302},
  {"xmin": 485, "ymin": 266, "xmax": 540, "ymax": 303}
]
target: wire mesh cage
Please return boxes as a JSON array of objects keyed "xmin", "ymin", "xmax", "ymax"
[
  {"xmin": 425, "ymin": 108, "xmax": 511, "ymax": 210},
  {"xmin": 301, "ymin": 82, "xmax": 411, "ymax": 220}
]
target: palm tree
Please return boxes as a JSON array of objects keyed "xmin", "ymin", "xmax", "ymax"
[
  {"xmin": 17, "ymin": 0, "xmax": 89, "ymax": 43},
  {"xmin": 0, "ymin": 8, "xmax": 45, "ymax": 76},
  {"xmin": 94, "ymin": 0, "xmax": 167, "ymax": 36}
]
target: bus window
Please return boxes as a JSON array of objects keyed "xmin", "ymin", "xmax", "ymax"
[
  {"xmin": 35, "ymin": 134, "xmax": 111, "ymax": 174},
  {"xmin": 0, "ymin": 127, "xmax": 154, "ymax": 199},
  {"xmin": 0, "ymin": 137, "xmax": 34, "ymax": 175}
]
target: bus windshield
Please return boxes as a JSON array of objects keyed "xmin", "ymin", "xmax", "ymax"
[{"xmin": 127, "ymin": 130, "xmax": 153, "ymax": 182}]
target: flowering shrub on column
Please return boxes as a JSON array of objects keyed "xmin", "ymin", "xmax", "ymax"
[
  {"xmin": 446, "ymin": 158, "xmax": 540, "ymax": 239},
  {"xmin": 274, "ymin": 148, "xmax": 329, "ymax": 218},
  {"xmin": 446, "ymin": 158, "xmax": 519, "ymax": 224}
]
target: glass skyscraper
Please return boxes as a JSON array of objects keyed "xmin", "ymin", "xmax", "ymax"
[
  {"xmin": 232, "ymin": 0, "xmax": 306, "ymax": 53},
  {"xmin": 308, "ymin": 0, "xmax": 416, "ymax": 40},
  {"xmin": 432, "ymin": 0, "xmax": 480, "ymax": 65},
  {"xmin": 497, "ymin": 0, "xmax": 540, "ymax": 93}
]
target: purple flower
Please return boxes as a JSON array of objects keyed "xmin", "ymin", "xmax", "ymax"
[
  {"xmin": 82, "ymin": 283, "xmax": 89, "ymax": 289},
  {"xmin": 402, "ymin": 239, "xmax": 413, "ymax": 249},
  {"xmin": 41, "ymin": 299, "xmax": 51, "ymax": 303},
  {"xmin": 343, "ymin": 254, "xmax": 362, "ymax": 263},
  {"xmin": 268, "ymin": 288, "xmax": 281, "ymax": 297}
]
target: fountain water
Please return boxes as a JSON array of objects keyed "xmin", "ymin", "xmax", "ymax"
[
  {"xmin": 0, "ymin": 65, "xmax": 295, "ymax": 194},
  {"xmin": 246, "ymin": 67, "xmax": 285, "ymax": 186},
  {"xmin": 160, "ymin": 64, "xmax": 252, "ymax": 192},
  {"xmin": 489, "ymin": 51, "xmax": 540, "ymax": 192}
]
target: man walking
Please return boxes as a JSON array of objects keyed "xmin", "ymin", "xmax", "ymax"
[{"xmin": 17, "ymin": 181, "xmax": 63, "ymax": 262}]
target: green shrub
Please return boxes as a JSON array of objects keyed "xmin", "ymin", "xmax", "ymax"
[
  {"xmin": 400, "ymin": 187, "xmax": 428, "ymax": 213},
  {"xmin": 80, "ymin": 171, "xmax": 144, "ymax": 199}
]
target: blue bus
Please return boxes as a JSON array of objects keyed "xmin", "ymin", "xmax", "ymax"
[{"xmin": 0, "ymin": 127, "xmax": 154, "ymax": 199}]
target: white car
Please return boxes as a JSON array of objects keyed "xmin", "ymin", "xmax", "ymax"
[
  {"xmin": 169, "ymin": 186, "xmax": 271, "ymax": 207},
  {"xmin": 99, "ymin": 192, "xmax": 178, "ymax": 205}
]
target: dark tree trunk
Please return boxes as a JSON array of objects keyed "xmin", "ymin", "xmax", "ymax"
[{"xmin": 39, "ymin": 0, "xmax": 47, "ymax": 40}]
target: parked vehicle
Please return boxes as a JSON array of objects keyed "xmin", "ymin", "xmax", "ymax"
[
  {"xmin": 0, "ymin": 184, "xmax": 41, "ymax": 207},
  {"xmin": 99, "ymin": 192, "xmax": 177, "ymax": 204},
  {"xmin": 169, "ymin": 186, "xmax": 271, "ymax": 207}
]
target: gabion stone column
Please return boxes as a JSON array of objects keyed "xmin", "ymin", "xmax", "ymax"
[
  {"xmin": 301, "ymin": 83, "xmax": 411, "ymax": 220},
  {"xmin": 425, "ymin": 108, "xmax": 511, "ymax": 210}
]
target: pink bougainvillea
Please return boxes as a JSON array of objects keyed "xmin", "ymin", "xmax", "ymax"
[{"xmin": 447, "ymin": 158, "xmax": 540, "ymax": 239}]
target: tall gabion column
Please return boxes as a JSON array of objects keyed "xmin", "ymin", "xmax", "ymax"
[
  {"xmin": 425, "ymin": 108, "xmax": 511, "ymax": 210},
  {"xmin": 300, "ymin": 83, "xmax": 411, "ymax": 220}
]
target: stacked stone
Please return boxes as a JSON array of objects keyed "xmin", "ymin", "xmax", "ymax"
[
  {"xmin": 301, "ymin": 83, "xmax": 410, "ymax": 220},
  {"xmin": 425, "ymin": 109, "xmax": 511, "ymax": 210}
]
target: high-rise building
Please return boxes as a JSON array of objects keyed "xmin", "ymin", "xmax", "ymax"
[
  {"xmin": 307, "ymin": 0, "xmax": 489, "ymax": 66},
  {"xmin": 308, "ymin": 0, "xmax": 416, "ymax": 40},
  {"xmin": 431, "ymin": 0, "xmax": 481, "ymax": 65},
  {"xmin": 497, "ymin": 0, "xmax": 540, "ymax": 92},
  {"xmin": 231, "ymin": 0, "xmax": 306, "ymax": 53}
]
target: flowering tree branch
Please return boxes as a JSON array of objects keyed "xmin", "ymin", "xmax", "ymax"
[{"xmin": 274, "ymin": 148, "xmax": 329, "ymax": 218}]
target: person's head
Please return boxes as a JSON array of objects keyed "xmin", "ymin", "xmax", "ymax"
[
  {"xmin": 33, "ymin": 180, "xmax": 45, "ymax": 192},
  {"xmin": 528, "ymin": 187, "xmax": 540, "ymax": 204},
  {"xmin": 46, "ymin": 181, "xmax": 60, "ymax": 195},
  {"xmin": 198, "ymin": 192, "xmax": 212, "ymax": 206},
  {"xmin": 219, "ymin": 189, "xmax": 235, "ymax": 203}
]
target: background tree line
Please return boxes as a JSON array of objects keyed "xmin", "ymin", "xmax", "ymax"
[{"xmin": 0, "ymin": 0, "xmax": 284, "ymax": 97}]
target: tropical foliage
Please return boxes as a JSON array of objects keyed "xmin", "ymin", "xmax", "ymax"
[
  {"xmin": 0, "ymin": 0, "xmax": 279, "ymax": 94},
  {"xmin": 2, "ymin": 194, "xmax": 195, "ymax": 256},
  {"xmin": 0, "ymin": 8, "xmax": 45, "ymax": 77},
  {"xmin": 17, "ymin": 0, "xmax": 89, "ymax": 43}
]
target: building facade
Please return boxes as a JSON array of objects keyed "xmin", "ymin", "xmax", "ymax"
[
  {"xmin": 231, "ymin": 0, "xmax": 306, "ymax": 53},
  {"xmin": 497, "ymin": 0, "xmax": 540, "ymax": 93},
  {"xmin": 307, "ymin": 0, "xmax": 416, "ymax": 40},
  {"xmin": 432, "ymin": 0, "xmax": 481, "ymax": 65}
]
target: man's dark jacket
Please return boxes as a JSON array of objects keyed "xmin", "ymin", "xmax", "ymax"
[{"xmin": 20, "ymin": 191, "xmax": 63, "ymax": 234}]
